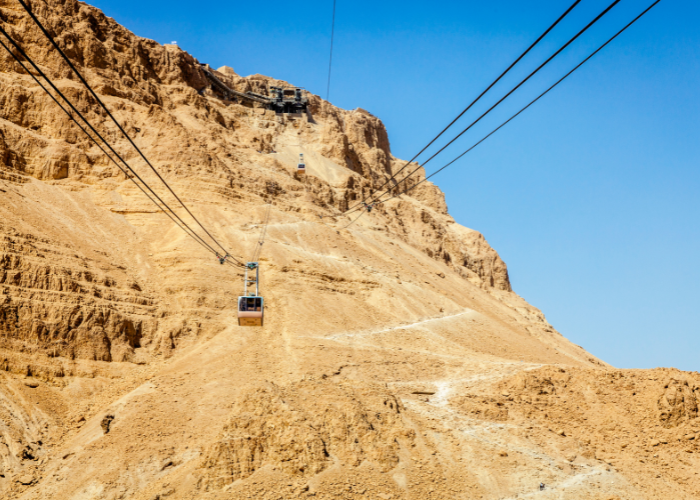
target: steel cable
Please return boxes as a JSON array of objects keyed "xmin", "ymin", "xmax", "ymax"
[
  {"xmin": 362, "ymin": 0, "xmax": 663, "ymax": 212},
  {"xmin": 344, "ymin": 0, "xmax": 582, "ymax": 213},
  {"xmin": 16, "ymin": 0, "xmax": 236, "ymax": 258},
  {"xmin": 250, "ymin": 203, "xmax": 272, "ymax": 263},
  {"xmin": 346, "ymin": 0, "xmax": 623, "ymax": 215},
  {"xmin": 326, "ymin": 0, "xmax": 337, "ymax": 101},
  {"xmin": 0, "ymin": 25, "xmax": 245, "ymax": 268},
  {"xmin": 338, "ymin": 209, "xmax": 367, "ymax": 230}
]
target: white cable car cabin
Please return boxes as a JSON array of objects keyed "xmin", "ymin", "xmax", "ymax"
[
  {"xmin": 297, "ymin": 153, "xmax": 306, "ymax": 174},
  {"xmin": 238, "ymin": 262, "xmax": 264, "ymax": 326}
]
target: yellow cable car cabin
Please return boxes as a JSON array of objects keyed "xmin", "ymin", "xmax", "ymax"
[{"xmin": 237, "ymin": 262, "xmax": 264, "ymax": 326}]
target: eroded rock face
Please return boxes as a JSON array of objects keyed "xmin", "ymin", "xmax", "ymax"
[
  {"xmin": 0, "ymin": 0, "xmax": 513, "ymax": 370},
  {"xmin": 658, "ymin": 378, "xmax": 699, "ymax": 428},
  {"xmin": 497, "ymin": 366, "xmax": 700, "ymax": 455},
  {"xmin": 0, "ymin": 224, "xmax": 155, "ymax": 373},
  {"xmin": 199, "ymin": 379, "xmax": 415, "ymax": 490},
  {"xmin": 0, "ymin": 0, "xmax": 206, "ymax": 103},
  {"xmin": 0, "ymin": 379, "xmax": 49, "ymax": 483},
  {"xmin": 6, "ymin": 2, "xmax": 689, "ymax": 500}
]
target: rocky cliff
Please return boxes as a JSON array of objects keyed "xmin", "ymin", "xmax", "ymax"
[{"xmin": 0, "ymin": 1, "xmax": 697, "ymax": 499}]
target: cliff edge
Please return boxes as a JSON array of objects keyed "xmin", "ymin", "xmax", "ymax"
[{"xmin": 0, "ymin": 1, "xmax": 698, "ymax": 499}]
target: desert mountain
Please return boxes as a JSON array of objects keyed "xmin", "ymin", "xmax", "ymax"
[{"xmin": 0, "ymin": 1, "xmax": 698, "ymax": 499}]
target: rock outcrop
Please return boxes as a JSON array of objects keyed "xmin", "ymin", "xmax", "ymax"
[
  {"xmin": 0, "ymin": 1, "xmax": 695, "ymax": 499},
  {"xmin": 200, "ymin": 379, "xmax": 415, "ymax": 490}
]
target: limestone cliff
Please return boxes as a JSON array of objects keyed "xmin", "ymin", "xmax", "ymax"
[{"xmin": 0, "ymin": 1, "xmax": 697, "ymax": 499}]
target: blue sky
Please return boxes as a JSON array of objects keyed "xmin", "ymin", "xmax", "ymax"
[{"xmin": 88, "ymin": 0, "xmax": 699, "ymax": 371}]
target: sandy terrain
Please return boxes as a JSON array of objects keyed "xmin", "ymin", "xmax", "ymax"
[{"xmin": 0, "ymin": 1, "xmax": 698, "ymax": 498}]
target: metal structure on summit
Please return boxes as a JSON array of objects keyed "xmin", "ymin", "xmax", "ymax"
[
  {"xmin": 200, "ymin": 65, "xmax": 308, "ymax": 115},
  {"xmin": 269, "ymin": 86, "xmax": 308, "ymax": 115},
  {"xmin": 200, "ymin": 65, "xmax": 270, "ymax": 105}
]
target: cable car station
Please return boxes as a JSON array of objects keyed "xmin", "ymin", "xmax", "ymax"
[{"xmin": 200, "ymin": 65, "xmax": 308, "ymax": 116}]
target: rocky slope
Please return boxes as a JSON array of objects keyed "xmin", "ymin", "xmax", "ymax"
[{"xmin": 0, "ymin": 0, "xmax": 697, "ymax": 498}]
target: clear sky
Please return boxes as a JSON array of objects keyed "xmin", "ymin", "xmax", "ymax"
[{"xmin": 86, "ymin": 0, "xmax": 699, "ymax": 371}]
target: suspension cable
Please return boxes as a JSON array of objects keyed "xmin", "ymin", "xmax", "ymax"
[
  {"xmin": 338, "ymin": 209, "xmax": 367, "ymax": 230},
  {"xmin": 326, "ymin": 0, "xmax": 337, "ymax": 101},
  {"xmin": 0, "ymin": 25, "xmax": 244, "ymax": 267},
  {"xmin": 250, "ymin": 203, "xmax": 272, "ymax": 263},
  {"xmin": 360, "ymin": 0, "xmax": 662, "ymax": 214},
  {"xmin": 16, "ymin": 0, "xmax": 235, "ymax": 258},
  {"xmin": 0, "ymin": 35, "xmax": 217, "ymax": 259},
  {"xmin": 344, "ymin": 0, "xmax": 582, "ymax": 213},
  {"xmin": 346, "ymin": 0, "xmax": 622, "ymax": 215}
]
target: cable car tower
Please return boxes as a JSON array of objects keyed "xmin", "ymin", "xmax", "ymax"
[{"xmin": 238, "ymin": 262, "xmax": 264, "ymax": 326}]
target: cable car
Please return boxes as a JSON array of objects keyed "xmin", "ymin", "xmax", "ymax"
[
  {"xmin": 238, "ymin": 296, "xmax": 264, "ymax": 326},
  {"xmin": 238, "ymin": 262, "xmax": 264, "ymax": 326},
  {"xmin": 297, "ymin": 153, "xmax": 306, "ymax": 175}
]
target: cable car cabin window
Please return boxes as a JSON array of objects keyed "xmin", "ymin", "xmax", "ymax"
[{"xmin": 239, "ymin": 297, "xmax": 262, "ymax": 312}]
